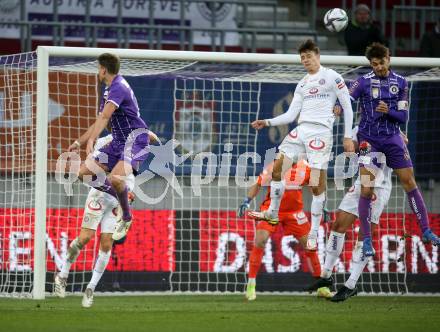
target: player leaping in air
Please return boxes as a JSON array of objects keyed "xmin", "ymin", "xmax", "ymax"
[
  {"xmin": 68, "ymin": 53, "xmax": 150, "ymax": 241},
  {"xmin": 248, "ymin": 39, "xmax": 355, "ymax": 251},
  {"xmin": 55, "ymin": 132, "xmax": 159, "ymax": 307},
  {"xmin": 350, "ymin": 43, "xmax": 440, "ymax": 257},
  {"xmin": 238, "ymin": 160, "xmax": 331, "ymax": 300}
]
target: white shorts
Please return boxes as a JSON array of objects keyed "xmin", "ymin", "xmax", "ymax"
[
  {"xmin": 278, "ymin": 123, "xmax": 333, "ymax": 170},
  {"xmin": 338, "ymin": 182, "xmax": 391, "ymax": 224},
  {"xmin": 81, "ymin": 188, "xmax": 119, "ymax": 233}
]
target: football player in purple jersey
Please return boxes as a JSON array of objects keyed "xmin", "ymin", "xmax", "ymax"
[
  {"xmin": 68, "ymin": 53, "xmax": 149, "ymax": 241},
  {"xmin": 349, "ymin": 43, "xmax": 440, "ymax": 256}
]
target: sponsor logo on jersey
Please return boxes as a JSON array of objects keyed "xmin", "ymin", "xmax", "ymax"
[
  {"xmin": 309, "ymin": 87, "xmax": 319, "ymax": 94},
  {"xmin": 389, "ymin": 85, "xmax": 399, "ymax": 94},
  {"xmin": 308, "ymin": 138, "xmax": 325, "ymax": 150},
  {"xmin": 371, "ymin": 87, "xmax": 379, "ymax": 99},
  {"xmin": 335, "ymin": 78, "xmax": 345, "ymax": 89},
  {"xmin": 371, "ymin": 79, "xmax": 380, "ymax": 84},
  {"xmin": 87, "ymin": 200, "xmax": 102, "ymax": 211},
  {"xmin": 289, "ymin": 129, "xmax": 298, "ymax": 139},
  {"xmin": 304, "ymin": 93, "xmax": 330, "ymax": 100},
  {"xmin": 319, "ymin": 79, "xmax": 326, "ymax": 85}
]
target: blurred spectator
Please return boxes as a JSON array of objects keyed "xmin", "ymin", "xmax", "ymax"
[
  {"xmin": 419, "ymin": 17, "xmax": 440, "ymax": 57},
  {"xmin": 344, "ymin": 4, "xmax": 387, "ymax": 56}
]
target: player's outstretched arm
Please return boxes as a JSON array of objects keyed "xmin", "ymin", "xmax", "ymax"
[
  {"xmin": 262, "ymin": 92, "xmax": 303, "ymax": 128},
  {"xmin": 251, "ymin": 120, "xmax": 268, "ymax": 130}
]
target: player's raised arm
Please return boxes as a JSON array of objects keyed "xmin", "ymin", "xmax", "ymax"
[
  {"xmin": 251, "ymin": 86, "xmax": 303, "ymax": 130},
  {"xmin": 332, "ymin": 73, "xmax": 355, "ymax": 152}
]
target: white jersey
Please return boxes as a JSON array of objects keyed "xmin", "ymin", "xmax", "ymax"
[
  {"xmin": 82, "ymin": 134, "xmax": 135, "ymax": 232},
  {"xmin": 267, "ymin": 66, "xmax": 353, "ymax": 138}
]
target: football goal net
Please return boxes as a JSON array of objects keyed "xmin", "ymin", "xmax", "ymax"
[{"xmin": 0, "ymin": 47, "xmax": 439, "ymax": 299}]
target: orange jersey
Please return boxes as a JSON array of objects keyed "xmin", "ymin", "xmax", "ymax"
[{"xmin": 257, "ymin": 160, "xmax": 310, "ymax": 213}]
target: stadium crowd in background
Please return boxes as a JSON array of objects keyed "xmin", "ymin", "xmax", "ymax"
[
  {"xmin": 344, "ymin": 4, "xmax": 387, "ymax": 56},
  {"xmin": 419, "ymin": 16, "xmax": 440, "ymax": 57}
]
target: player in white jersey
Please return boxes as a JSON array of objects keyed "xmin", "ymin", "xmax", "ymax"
[
  {"xmin": 249, "ymin": 39, "xmax": 355, "ymax": 250},
  {"xmin": 54, "ymin": 131, "xmax": 159, "ymax": 308},
  {"xmin": 305, "ymin": 126, "xmax": 400, "ymax": 302}
]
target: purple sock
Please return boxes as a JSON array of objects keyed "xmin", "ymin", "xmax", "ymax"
[
  {"xmin": 116, "ymin": 186, "xmax": 131, "ymax": 221},
  {"xmin": 88, "ymin": 177, "xmax": 118, "ymax": 199},
  {"xmin": 358, "ymin": 196, "xmax": 372, "ymax": 239},
  {"xmin": 407, "ymin": 188, "xmax": 429, "ymax": 233}
]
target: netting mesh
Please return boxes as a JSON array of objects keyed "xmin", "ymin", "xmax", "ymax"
[{"xmin": 0, "ymin": 50, "xmax": 439, "ymax": 297}]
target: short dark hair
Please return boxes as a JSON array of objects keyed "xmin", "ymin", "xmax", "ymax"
[
  {"xmin": 98, "ymin": 53, "xmax": 120, "ymax": 75},
  {"xmin": 365, "ymin": 43, "xmax": 389, "ymax": 60},
  {"xmin": 298, "ymin": 39, "xmax": 320, "ymax": 54}
]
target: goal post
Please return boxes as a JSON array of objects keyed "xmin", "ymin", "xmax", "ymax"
[{"xmin": 1, "ymin": 46, "xmax": 438, "ymax": 299}]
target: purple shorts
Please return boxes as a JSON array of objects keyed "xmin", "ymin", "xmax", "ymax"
[
  {"xmin": 357, "ymin": 131, "xmax": 412, "ymax": 170},
  {"xmin": 95, "ymin": 132, "xmax": 150, "ymax": 174}
]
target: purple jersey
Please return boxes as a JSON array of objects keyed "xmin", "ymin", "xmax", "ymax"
[
  {"xmin": 349, "ymin": 70, "xmax": 409, "ymax": 137},
  {"xmin": 99, "ymin": 75, "xmax": 147, "ymax": 142}
]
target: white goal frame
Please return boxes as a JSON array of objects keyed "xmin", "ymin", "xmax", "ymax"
[{"xmin": 34, "ymin": 46, "xmax": 440, "ymax": 299}]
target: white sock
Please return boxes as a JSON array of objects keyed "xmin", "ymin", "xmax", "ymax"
[
  {"xmin": 321, "ymin": 231, "xmax": 345, "ymax": 279},
  {"xmin": 59, "ymin": 237, "xmax": 83, "ymax": 279},
  {"xmin": 310, "ymin": 192, "xmax": 326, "ymax": 233},
  {"xmin": 267, "ymin": 181, "xmax": 285, "ymax": 216},
  {"xmin": 86, "ymin": 250, "xmax": 111, "ymax": 291},
  {"xmin": 345, "ymin": 242, "xmax": 368, "ymax": 290}
]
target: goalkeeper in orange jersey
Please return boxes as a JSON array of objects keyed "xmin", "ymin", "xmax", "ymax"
[{"xmin": 238, "ymin": 159, "xmax": 331, "ymax": 300}]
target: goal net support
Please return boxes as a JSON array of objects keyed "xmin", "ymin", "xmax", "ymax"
[{"xmin": 0, "ymin": 47, "xmax": 439, "ymax": 299}]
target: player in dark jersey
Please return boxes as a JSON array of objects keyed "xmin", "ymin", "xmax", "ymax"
[
  {"xmin": 350, "ymin": 43, "xmax": 439, "ymax": 256},
  {"xmin": 68, "ymin": 53, "xmax": 149, "ymax": 241}
]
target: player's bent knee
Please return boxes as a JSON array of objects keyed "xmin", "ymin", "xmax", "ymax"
[{"xmin": 109, "ymin": 175, "xmax": 125, "ymax": 191}]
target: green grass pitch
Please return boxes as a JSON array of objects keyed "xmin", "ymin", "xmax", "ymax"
[{"xmin": 1, "ymin": 295, "xmax": 439, "ymax": 332}]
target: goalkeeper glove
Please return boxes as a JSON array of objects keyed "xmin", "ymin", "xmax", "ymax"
[{"xmin": 238, "ymin": 197, "xmax": 252, "ymax": 217}]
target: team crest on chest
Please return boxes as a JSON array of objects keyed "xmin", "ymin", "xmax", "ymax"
[
  {"xmin": 371, "ymin": 87, "xmax": 379, "ymax": 98},
  {"xmin": 319, "ymin": 79, "xmax": 326, "ymax": 85},
  {"xmin": 389, "ymin": 85, "xmax": 399, "ymax": 94}
]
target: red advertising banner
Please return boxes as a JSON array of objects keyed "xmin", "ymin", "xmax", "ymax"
[
  {"xmin": 0, "ymin": 208, "xmax": 175, "ymax": 272},
  {"xmin": 200, "ymin": 211, "xmax": 440, "ymax": 275},
  {"xmin": 1, "ymin": 208, "xmax": 438, "ymax": 275}
]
